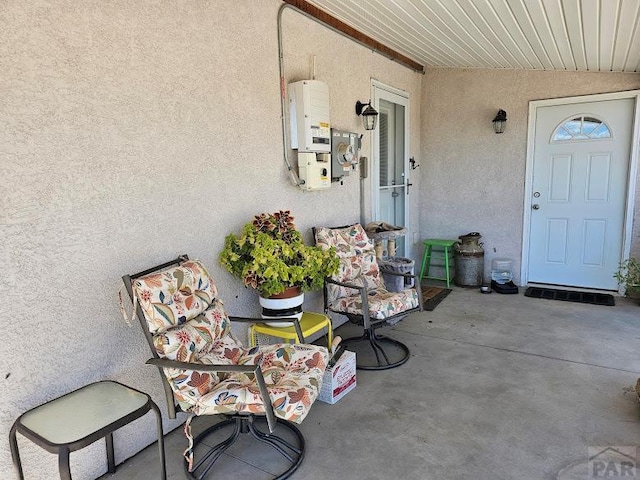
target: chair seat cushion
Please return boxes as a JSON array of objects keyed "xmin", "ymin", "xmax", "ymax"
[
  {"xmin": 186, "ymin": 343, "xmax": 329, "ymax": 424},
  {"xmin": 329, "ymin": 287, "xmax": 420, "ymax": 320}
]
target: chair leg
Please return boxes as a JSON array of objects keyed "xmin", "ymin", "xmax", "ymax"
[
  {"xmin": 185, "ymin": 416, "xmax": 305, "ymax": 480},
  {"xmin": 444, "ymin": 246, "xmax": 450, "ymax": 288},
  {"xmin": 341, "ymin": 327, "xmax": 410, "ymax": 370},
  {"xmin": 247, "ymin": 416, "xmax": 304, "ymax": 465},
  {"xmin": 187, "ymin": 418, "xmax": 241, "ymax": 480},
  {"xmin": 9, "ymin": 422, "xmax": 25, "ymax": 480}
]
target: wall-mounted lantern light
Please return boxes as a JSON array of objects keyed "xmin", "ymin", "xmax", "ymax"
[
  {"xmin": 492, "ymin": 109, "xmax": 507, "ymax": 134},
  {"xmin": 356, "ymin": 100, "xmax": 379, "ymax": 131}
]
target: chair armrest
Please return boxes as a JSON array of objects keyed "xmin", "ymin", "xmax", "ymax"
[
  {"xmin": 325, "ymin": 278, "xmax": 375, "ymax": 329},
  {"xmin": 146, "ymin": 358, "xmax": 278, "ymax": 432},
  {"xmin": 381, "ymin": 271, "xmax": 419, "ymax": 279},
  {"xmin": 230, "ymin": 316, "xmax": 305, "ymax": 343},
  {"xmin": 327, "ymin": 277, "xmax": 378, "ymax": 297},
  {"xmin": 146, "ymin": 358, "xmax": 258, "ymax": 373},
  {"xmin": 376, "ymin": 272, "xmax": 424, "ymax": 311},
  {"xmin": 326, "ymin": 277, "xmax": 365, "ymax": 291}
]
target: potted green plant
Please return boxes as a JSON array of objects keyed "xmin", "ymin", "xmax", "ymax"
[
  {"xmin": 220, "ymin": 210, "xmax": 339, "ymax": 322},
  {"xmin": 613, "ymin": 258, "xmax": 640, "ymax": 303}
]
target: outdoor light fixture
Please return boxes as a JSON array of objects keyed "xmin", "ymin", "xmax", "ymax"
[
  {"xmin": 492, "ymin": 109, "xmax": 507, "ymax": 134},
  {"xmin": 356, "ymin": 100, "xmax": 379, "ymax": 131}
]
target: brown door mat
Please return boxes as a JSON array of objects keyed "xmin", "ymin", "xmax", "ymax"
[{"xmin": 421, "ymin": 286, "xmax": 452, "ymax": 311}]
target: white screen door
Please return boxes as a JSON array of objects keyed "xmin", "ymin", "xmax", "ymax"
[
  {"xmin": 528, "ymin": 98, "xmax": 634, "ymax": 290},
  {"xmin": 372, "ymin": 82, "xmax": 409, "ymax": 257}
]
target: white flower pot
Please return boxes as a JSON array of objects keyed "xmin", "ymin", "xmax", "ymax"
[{"xmin": 259, "ymin": 289, "xmax": 304, "ymax": 327}]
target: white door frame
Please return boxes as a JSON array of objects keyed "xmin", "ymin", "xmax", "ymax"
[
  {"xmin": 370, "ymin": 79, "xmax": 410, "ymax": 231},
  {"xmin": 521, "ymin": 90, "xmax": 640, "ymax": 291}
]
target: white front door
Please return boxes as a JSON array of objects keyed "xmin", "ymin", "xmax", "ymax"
[
  {"xmin": 528, "ymin": 98, "xmax": 634, "ymax": 289},
  {"xmin": 372, "ymin": 82, "xmax": 410, "ymax": 256}
]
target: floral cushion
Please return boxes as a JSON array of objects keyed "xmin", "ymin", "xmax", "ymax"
[
  {"xmin": 132, "ymin": 259, "xmax": 328, "ymax": 424},
  {"xmin": 154, "ymin": 301, "xmax": 241, "ymax": 362},
  {"xmin": 328, "ymin": 287, "xmax": 420, "ymax": 320},
  {"xmin": 315, "ymin": 224, "xmax": 373, "ymax": 257},
  {"xmin": 315, "ymin": 225, "xmax": 421, "ymax": 321},
  {"xmin": 192, "ymin": 344, "xmax": 327, "ymax": 423},
  {"xmin": 133, "ymin": 260, "xmax": 218, "ymax": 334},
  {"xmin": 315, "ymin": 225, "xmax": 383, "ymax": 299}
]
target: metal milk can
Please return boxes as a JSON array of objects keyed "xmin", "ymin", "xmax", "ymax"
[{"xmin": 454, "ymin": 232, "xmax": 484, "ymax": 287}]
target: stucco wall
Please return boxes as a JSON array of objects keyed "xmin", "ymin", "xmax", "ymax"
[
  {"xmin": 0, "ymin": 1, "xmax": 422, "ymax": 478},
  {"xmin": 420, "ymin": 68, "xmax": 640, "ymax": 283}
]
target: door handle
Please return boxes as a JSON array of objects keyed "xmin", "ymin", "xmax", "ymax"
[
  {"xmin": 532, "ymin": 204, "xmax": 540, "ymax": 210},
  {"xmin": 407, "ymin": 182, "xmax": 412, "ymax": 195}
]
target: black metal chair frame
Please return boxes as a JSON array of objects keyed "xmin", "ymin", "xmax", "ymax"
[
  {"xmin": 122, "ymin": 255, "xmax": 308, "ymax": 480},
  {"xmin": 314, "ymin": 227, "xmax": 423, "ymax": 370}
]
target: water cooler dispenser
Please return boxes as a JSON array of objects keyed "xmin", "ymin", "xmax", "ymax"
[{"xmin": 490, "ymin": 258, "xmax": 518, "ymax": 294}]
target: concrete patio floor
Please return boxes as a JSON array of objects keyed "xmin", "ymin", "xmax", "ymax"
[{"xmin": 100, "ymin": 286, "xmax": 640, "ymax": 480}]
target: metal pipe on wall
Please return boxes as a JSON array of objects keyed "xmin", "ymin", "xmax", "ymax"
[{"xmin": 277, "ymin": 2, "xmax": 424, "ymax": 189}]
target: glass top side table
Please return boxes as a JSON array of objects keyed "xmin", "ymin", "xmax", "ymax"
[{"xmin": 9, "ymin": 380, "xmax": 166, "ymax": 480}]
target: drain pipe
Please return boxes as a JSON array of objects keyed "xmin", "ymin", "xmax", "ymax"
[
  {"xmin": 278, "ymin": 4, "xmax": 303, "ymax": 187},
  {"xmin": 278, "ymin": 3, "xmax": 407, "ymax": 188}
]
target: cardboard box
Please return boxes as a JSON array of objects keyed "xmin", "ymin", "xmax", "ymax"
[{"xmin": 318, "ymin": 350, "xmax": 356, "ymax": 404}]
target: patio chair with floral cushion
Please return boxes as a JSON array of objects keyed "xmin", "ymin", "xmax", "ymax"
[
  {"xmin": 314, "ymin": 224, "xmax": 422, "ymax": 370},
  {"xmin": 122, "ymin": 255, "xmax": 328, "ymax": 480}
]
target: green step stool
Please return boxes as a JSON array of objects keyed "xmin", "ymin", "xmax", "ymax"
[{"xmin": 419, "ymin": 239, "xmax": 457, "ymax": 288}]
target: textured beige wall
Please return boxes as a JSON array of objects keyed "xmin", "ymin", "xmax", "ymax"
[
  {"xmin": 421, "ymin": 68, "xmax": 640, "ymax": 283},
  {"xmin": 0, "ymin": 1, "xmax": 421, "ymax": 478}
]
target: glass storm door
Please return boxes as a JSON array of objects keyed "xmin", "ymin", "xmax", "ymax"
[{"xmin": 372, "ymin": 84, "xmax": 409, "ymax": 257}]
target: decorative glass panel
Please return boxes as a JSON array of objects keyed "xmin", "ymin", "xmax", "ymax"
[
  {"xmin": 551, "ymin": 115, "xmax": 611, "ymax": 142},
  {"xmin": 591, "ymin": 124, "xmax": 611, "ymax": 138}
]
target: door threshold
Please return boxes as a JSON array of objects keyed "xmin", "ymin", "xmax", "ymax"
[{"xmin": 526, "ymin": 282, "xmax": 620, "ymax": 296}]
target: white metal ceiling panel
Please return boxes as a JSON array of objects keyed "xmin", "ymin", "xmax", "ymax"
[
  {"xmin": 524, "ymin": 0, "xmax": 567, "ymax": 69},
  {"xmin": 305, "ymin": 0, "xmax": 640, "ymax": 72},
  {"xmin": 469, "ymin": 0, "xmax": 534, "ymax": 68},
  {"xmin": 562, "ymin": 0, "xmax": 588, "ymax": 70},
  {"xmin": 599, "ymin": 0, "xmax": 619, "ymax": 71},
  {"xmin": 542, "ymin": 0, "xmax": 577, "ymax": 70},
  {"xmin": 612, "ymin": 0, "xmax": 640, "ymax": 71},
  {"xmin": 508, "ymin": 0, "xmax": 555, "ymax": 69},
  {"xmin": 581, "ymin": 0, "xmax": 600, "ymax": 71}
]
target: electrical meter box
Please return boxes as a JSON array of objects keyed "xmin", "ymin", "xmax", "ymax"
[
  {"xmin": 288, "ymin": 80, "xmax": 331, "ymax": 153},
  {"xmin": 331, "ymin": 129, "xmax": 359, "ymax": 180}
]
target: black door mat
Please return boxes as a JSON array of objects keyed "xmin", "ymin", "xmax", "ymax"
[{"xmin": 524, "ymin": 287, "xmax": 615, "ymax": 306}]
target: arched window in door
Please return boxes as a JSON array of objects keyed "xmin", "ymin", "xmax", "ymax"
[{"xmin": 551, "ymin": 115, "xmax": 612, "ymax": 142}]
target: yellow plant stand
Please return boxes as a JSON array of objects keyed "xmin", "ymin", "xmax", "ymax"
[{"xmin": 249, "ymin": 311, "xmax": 333, "ymax": 349}]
